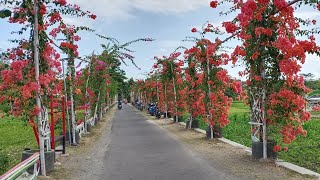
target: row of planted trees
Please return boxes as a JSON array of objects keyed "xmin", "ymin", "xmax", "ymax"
[
  {"xmin": 0, "ymin": 0, "xmax": 151, "ymax": 176},
  {"xmin": 132, "ymin": 0, "xmax": 320, "ymax": 159}
]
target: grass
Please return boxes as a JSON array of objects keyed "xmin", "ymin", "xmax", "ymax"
[
  {"xmin": 224, "ymin": 112, "xmax": 252, "ymax": 147},
  {"xmin": 310, "ymin": 111, "xmax": 320, "ymax": 116},
  {"xmin": 215, "ymin": 101, "xmax": 320, "ymax": 174},
  {"xmin": 278, "ymin": 119, "xmax": 320, "ymax": 173},
  {"xmin": 309, "ymin": 89, "xmax": 320, "ymax": 97},
  {"xmin": 181, "ymin": 101, "xmax": 320, "ymax": 173},
  {"xmin": 0, "ymin": 109, "xmax": 88, "ymax": 175},
  {"xmin": 0, "ymin": 116, "xmax": 37, "ymax": 175},
  {"xmin": 76, "ymin": 110, "xmax": 85, "ymax": 122}
]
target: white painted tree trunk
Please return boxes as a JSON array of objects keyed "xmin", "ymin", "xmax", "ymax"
[
  {"xmin": 33, "ymin": 0, "xmax": 46, "ymax": 175},
  {"xmin": 261, "ymin": 59, "xmax": 267, "ymax": 159},
  {"xmin": 62, "ymin": 60, "xmax": 72, "ymax": 145},
  {"xmin": 206, "ymin": 47, "xmax": 213, "ymax": 139},
  {"xmin": 171, "ymin": 65, "xmax": 178, "ymax": 123},
  {"xmin": 67, "ymin": 37, "xmax": 77, "ymax": 145},
  {"xmin": 84, "ymin": 59, "xmax": 92, "ymax": 134},
  {"xmin": 70, "ymin": 88, "xmax": 76, "ymax": 144},
  {"xmin": 164, "ymin": 84, "xmax": 168, "ymax": 118},
  {"xmin": 94, "ymin": 91, "xmax": 101, "ymax": 122}
]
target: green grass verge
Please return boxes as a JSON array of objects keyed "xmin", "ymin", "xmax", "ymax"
[
  {"xmin": 309, "ymin": 89, "xmax": 320, "ymax": 96},
  {"xmin": 0, "ymin": 116, "xmax": 37, "ymax": 175},
  {"xmin": 310, "ymin": 111, "xmax": 320, "ymax": 116},
  {"xmin": 220, "ymin": 101, "xmax": 320, "ymax": 174},
  {"xmin": 278, "ymin": 119, "xmax": 320, "ymax": 173},
  {"xmin": 182, "ymin": 101, "xmax": 320, "ymax": 173},
  {"xmin": 0, "ymin": 109, "xmax": 87, "ymax": 175}
]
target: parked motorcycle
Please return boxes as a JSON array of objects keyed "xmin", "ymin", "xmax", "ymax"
[
  {"xmin": 155, "ymin": 106, "xmax": 161, "ymax": 119},
  {"xmin": 149, "ymin": 104, "xmax": 156, "ymax": 116},
  {"xmin": 118, "ymin": 102, "xmax": 122, "ymax": 110}
]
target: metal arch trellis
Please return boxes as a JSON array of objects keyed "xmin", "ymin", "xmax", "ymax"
[
  {"xmin": 249, "ymin": 87, "xmax": 265, "ymax": 143},
  {"xmin": 40, "ymin": 106, "xmax": 52, "ymax": 151}
]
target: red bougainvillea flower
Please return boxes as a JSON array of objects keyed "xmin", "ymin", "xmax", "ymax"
[
  {"xmin": 222, "ymin": 22, "xmax": 237, "ymax": 33},
  {"xmin": 55, "ymin": 0, "xmax": 67, "ymax": 6},
  {"xmin": 210, "ymin": 1, "xmax": 218, "ymax": 8},
  {"xmin": 191, "ymin": 27, "xmax": 197, "ymax": 33},
  {"xmin": 257, "ymin": 0, "xmax": 269, "ymax": 5},
  {"xmin": 317, "ymin": 4, "xmax": 320, "ymax": 11},
  {"xmin": 274, "ymin": 0, "xmax": 287, "ymax": 10},
  {"xmin": 90, "ymin": 14, "xmax": 97, "ymax": 19},
  {"xmin": 50, "ymin": 12, "xmax": 62, "ymax": 23},
  {"xmin": 241, "ymin": 0, "xmax": 257, "ymax": 16},
  {"xmin": 273, "ymin": 145, "xmax": 282, "ymax": 152}
]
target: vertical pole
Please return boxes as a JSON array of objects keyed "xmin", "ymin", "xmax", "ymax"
[
  {"xmin": 33, "ymin": 0, "xmax": 46, "ymax": 175},
  {"xmin": 99, "ymin": 99, "xmax": 102, "ymax": 119},
  {"xmin": 62, "ymin": 96, "xmax": 66, "ymax": 154},
  {"xmin": 94, "ymin": 91, "xmax": 101, "ymax": 122},
  {"xmin": 50, "ymin": 95, "xmax": 55, "ymax": 150},
  {"xmin": 68, "ymin": 65, "xmax": 76, "ymax": 145},
  {"xmin": 164, "ymin": 84, "xmax": 168, "ymax": 118},
  {"xmin": 156, "ymin": 81, "xmax": 160, "ymax": 103},
  {"xmin": 65, "ymin": 33, "xmax": 77, "ymax": 145},
  {"xmin": 144, "ymin": 92, "xmax": 147, "ymax": 110},
  {"xmin": 171, "ymin": 65, "xmax": 178, "ymax": 123},
  {"xmin": 84, "ymin": 58, "xmax": 92, "ymax": 133},
  {"xmin": 206, "ymin": 41, "xmax": 213, "ymax": 139},
  {"xmin": 261, "ymin": 59, "xmax": 267, "ymax": 159},
  {"xmin": 62, "ymin": 60, "xmax": 72, "ymax": 145}
]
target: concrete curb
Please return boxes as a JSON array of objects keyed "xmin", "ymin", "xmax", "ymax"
[
  {"xmin": 165, "ymin": 118, "xmax": 320, "ymax": 179},
  {"xmin": 194, "ymin": 128, "xmax": 206, "ymax": 134},
  {"xmin": 275, "ymin": 161, "xmax": 320, "ymax": 178},
  {"xmin": 179, "ymin": 122, "xmax": 186, "ymax": 126}
]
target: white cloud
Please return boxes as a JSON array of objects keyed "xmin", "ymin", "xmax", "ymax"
[
  {"xmin": 131, "ymin": 0, "xmax": 209, "ymax": 14},
  {"xmin": 67, "ymin": 0, "xmax": 210, "ymax": 23},
  {"xmin": 62, "ymin": 16, "xmax": 94, "ymax": 28},
  {"xmin": 301, "ymin": 53, "xmax": 320, "ymax": 79}
]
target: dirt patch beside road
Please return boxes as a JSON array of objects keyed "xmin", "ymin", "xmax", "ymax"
[
  {"xmin": 45, "ymin": 107, "xmax": 116, "ymax": 180},
  {"xmin": 146, "ymin": 115, "xmax": 316, "ymax": 180}
]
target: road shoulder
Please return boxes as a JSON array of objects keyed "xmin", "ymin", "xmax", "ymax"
[{"xmin": 143, "ymin": 112, "xmax": 317, "ymax": 180}]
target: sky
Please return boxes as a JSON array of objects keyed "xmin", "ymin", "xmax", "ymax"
[{"xmin": 0, "ymin": 0, "xmax": 319, "ymax": 80}]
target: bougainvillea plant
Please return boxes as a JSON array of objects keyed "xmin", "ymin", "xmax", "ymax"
[
  {"xmin": 153, "ymin": 53, "xmax": 185, "ymax": 120},
  {"xmin": 76, "ymin": 36, "xmax": 154, "ymax": 124},
  {"xmin": 185, "ymin": 23, "xmax": 242, "ymax": 134},
  {"xmin": 0, "ymin": 0, "xmax": 96, "ymax": 123},
  {"xmin": 0, "ymin": 0, "xmax": 97, "ymax": 174},
  {"xmin": 216, "ymin": 0, "xmax": 320, "ymax": 151}
]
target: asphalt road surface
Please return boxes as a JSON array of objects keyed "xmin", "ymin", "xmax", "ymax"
[{"xmin": 101, "ymin": 104, "xmax": 237, "ymax": 180}]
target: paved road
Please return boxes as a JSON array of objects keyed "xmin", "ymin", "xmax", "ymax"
[{"xmin": 101, "ymin": 104, "xmax": 236, "ymax": 180}]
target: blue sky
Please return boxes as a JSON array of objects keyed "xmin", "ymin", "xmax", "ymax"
[{"xmin": 0, "ymin": 0, "xmax": 319, "ymax": 80}]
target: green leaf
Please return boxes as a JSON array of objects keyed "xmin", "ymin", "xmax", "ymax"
[{"xmin": 0, "ymin": 9, "xmax": 12, "ymax": 19}]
